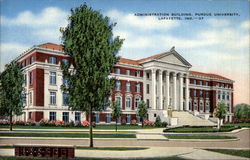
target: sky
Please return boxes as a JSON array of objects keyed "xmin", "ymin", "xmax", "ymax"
[{"xmin": 0, "ymin": 0, "xmax": 249, "ymax": 105}]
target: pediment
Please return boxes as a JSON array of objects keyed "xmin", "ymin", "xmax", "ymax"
[{"xmin": 156, "ymin": 50, "xmax": 191, "ymax": 67}]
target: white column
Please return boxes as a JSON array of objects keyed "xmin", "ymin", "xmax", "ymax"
[
  {"xmin": 143, "ymin": 71, "xmax": 147, "ymax": 101},
  {"xmin": 166, "ymin": 71, "xmax": 170, "ymax": 109},
  {"xmin": 159, "ymin": 70, "xmax": 163, "ymax": 110},
  {"xmin": 173, "ymin": 73, "xmax": 177, "ymax": 110},
  {"xmin": 152, "ymin": 69, "xmax": 156, "ymax": 110},
  {"xmin": 179, "ymin": 74, "xmax": 183, "ymax": 111},
  {"xmin": 185, "ymin": 75, "xmax": 189, "ymax": 111}
]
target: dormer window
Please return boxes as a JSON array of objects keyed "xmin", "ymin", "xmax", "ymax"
[{"xmin": 49, "ymin": 56, "xmax": 57, "ymax": 64}]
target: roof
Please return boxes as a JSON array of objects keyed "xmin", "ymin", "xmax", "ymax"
[
  {"xmin": 137, "ymin": 52, "xmax": 166, "ymax": 63},
  {"xmin": 119, "ymin": 58, "xmax": 141, "ymax": 66},
  {"xmin": 190, "ymin": 71, "xmax": 232, "ymax": 81},
  {"xmin": 38, "ymin": 43, "xmax": 64, "ymax": 51}
]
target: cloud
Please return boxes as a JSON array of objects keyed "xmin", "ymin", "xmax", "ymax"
[
  {"xmin": 0, "ymin": 43, "xmax": 29, "ymax": 71},
  {"xmin": 1, "ymin": 7, "xmax": 68, "ymax": 28},
  {"xmin": 1, "ymin": 7, "xmax": 68, "ymax": 43},
  {"xmin": 207, "ymin": 18, "xmax": 230, "ymax": 27},
  {"xmin": 240, "ymin": 20, "xmax": 250, "ymax": 29},
  {"xmin": 107, "ymin": 9, "xmax": 179, "ymax": 31}
]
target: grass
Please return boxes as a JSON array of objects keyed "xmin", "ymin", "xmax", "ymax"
[
  {"xmin": 164, "ymin": 126, "xmax": 241, "ymax": 133},
  {"xmin": 0, "ymin": 132, "xmax": 136, "ymax": 138},
  {"xmin": 0, "ymin": 125, "xmax": 157, "ymax": 130},
  {"xmin": 76, "ymin": 146, "xmax": 148, "ymax": 151},
  {"xmin": 164, "ymin": 134, "xmax": 236, "ymax": 139},
  {"xmin": 205, "ymin": 149, "xmax": 250, "ymax": 158},
  {"xmin": 0, "ymin": 156, "xmax": 184, "ymax": 160},
  {"xmin": 223, "ymin": 123, "xmax": 250, "ymax": 128}
]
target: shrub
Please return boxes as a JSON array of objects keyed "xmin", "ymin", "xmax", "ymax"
[
  {"xmin": 14, "ymin": 120, "xmax": 25, "ymax": 126},
  {"xmin": 143, "ymin": 120, "xmax": 154, "ymax": 126},
  {"xmin": 131, "ymin": 119, "xmax": 137, "ymax": 125},
  {"xmin": 161, "ymin": 121, "xmax": 168, "ymax": 127},
  {"xmin": 121, "ymin": 119, "xmax": 127, "ymax": 125},
  {"xmin": 39, "ymin": 119, "xmax": 49, "ymax": 126},
  {"xmin": 154, "ymin": 116, "xmax": 162, "ymax": 127},
  {"xmin": 82, "ymin": 120, "xmax": 90, "ymax": 127},
  {"xmin": 25, "ymin": 120, "xmax": 36, "ymax": 126},
  {"xmin": 0, "ymin": 120, "xmax": 9, "ymax": 125},
  {"xmin": 69, "ymin": 120, "xmax": 75, "ymax": 127}
]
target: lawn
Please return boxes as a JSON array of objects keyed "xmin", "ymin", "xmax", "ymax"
[
  {"xmin": 205, "ymin": 149, "xmax": 250, "ymax": 158},
  {"xmin": 0, "ymin": 124, "xmax": 157, "ymax": 130},
  {"xmin": 0, "ymin": 132, "xmax": 136, "ymax": 138},
  {"xmin": 165, "ymin": 134, "xmax": 236, "ymax": 139},
  {"xmin": 0, "ymin": 156, "xmax": 184, "ymax": 160},
  {"xmin": 164, "ymin": 126, "xmax": 242, "ymax": 133}
]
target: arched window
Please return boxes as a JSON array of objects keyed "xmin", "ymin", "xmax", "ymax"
[
  {"xmin": 115, "ymin": 81, "xmax": 121, "ymax": 91},
  {"xmin": 126, "ymin": 96, "xmax": 132, "ymax": 108},
  {"xmin": 136, "ymin": 83, "xmax": 140, "ymax": 92},
  {"xmin": 115, "ymin": 96, "xmax": 122, "ymax": 108}
]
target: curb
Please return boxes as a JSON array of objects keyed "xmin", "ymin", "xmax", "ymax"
[
  {"xmin": 168, "ymin": 138, "xmax": 240, "ymax": 142},
  {"xmin": 0, "ymin": 137, "xmax": 136, "ymax": 140}
]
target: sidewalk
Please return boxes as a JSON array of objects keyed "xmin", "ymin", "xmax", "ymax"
[{"xmin": 0, "ymin": 147, "xmax": 247, "ymax": 160}]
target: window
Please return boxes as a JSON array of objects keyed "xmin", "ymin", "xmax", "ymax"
[
  {"xmin": 227, "ymin": 93, "xmax": 230, "ymax": 100},
  {"xmin": 115, "ymin": 81, "xmax": 121, "ymax": 91},
  {"xmin": 221, "ymin": 84, "xmax": 225, "ymax": 88},
  {"xmin": 25, "ymin": 59, "xmax": 29, "ymax": 66},
  {"xmin": 193, "ymin": 80, "xmax": 196, "ymax": 85},
  {"xmin": 146, "ymin": 73, "xmax": 150, "ymax": 79},
  {"xmin": 22, "ymin": 93, "xmax": 26, "ymax": 105},
  {"xmin": 22, "ymin": 61, "xmax": 25, "ymax": 67},
  {"xmin": 126, "ymin": 82, "xmax": 130, "ymax": 91},
  {"xmin": 29, "ymin": 92, "xmax": 32, "ymax": 104},
  {"xmin": 62, "ymin": 58, "xmax": 69, "ymax": 66},
  {"xmin": 75, "ymin": 112, "xmax": 81, "ymax": 122},
  {"xmin": 126, "ymin": 70, "xmax": 130, "ymax": 75},
  {"xmin": 218, "ymin": 91, "xmax": 221, "ymax": 99},
  {"xmin": 29, "ymin": 72, "xmax": 33, "ymax": 85},
  {"xmin": 146, "ymin": 99, "xmax": 150, "ymax": 108},
  {"xmin": 63, "ymin": 93, "xmax": 69, "ymax": 105},
  {"xmin": 135, "ymin": 97, "xmax": 141, "ymax": 108},
  {"xmin": 30, "ymin": 56, "xmax": 34, "ymax": 64},
  {"xmin": 136, "ymin": 115, "xmax": 140, "ymax": 123},
  {"xmin": 222, "ymin": 92, "xmax": 225, "ymax": 100},
  {"xmin": 95, "ymin": 113, "xmax": 100, "ymax": 123},
  {"xmin": 146, "ymin": 84, "xmax": 150, "ymax": 94},
  {"xmin": 116, "ymin": 96, "xmax": 122, "ymax": 108},
  {"xmin": 126, "ymin": 97, "xmax": 132, "ymax": 108},
  {"xmin": 205, "ymin": 82, "xmax": 209, "ymax": 86},
  {"xmin": 29, "ymin": 112, "xmax": 32, "ymax": 119},
  {"xmin": 206, "ymin": 91, "xmax": 210, "ymax": 98},
  {"xmin": 115, "ymin": 68, "xmax": 120, "ymax": 74},
  {"xmin": 136, "ymin": 83, "xmax": 140, "ymax": 92},
  {"xmin": 50, "ymin": 72, "xmax": 56, "ymax": 85},
  {"xmin": 200, "ymin": 90, "xmax": 203, "ymax": 97},
  {"xmin": 49, "ymin": 56, "xmax": 57, "ymax": 64},
  {"xmin": 199, "ymin": 81, "xmax": 203, "ymax": 85},
  {"xmin": 49, "ymin": 112, "xmax": 56, "ymax": 121},
  {"xmin": 106, "ymin": 113, "xmax": 111, "ymax": 123},
  {"xmin": 136, "ymin": 71, "xmax": 141, "ymax": 77},
  {"xmin": 194, "ymin": 90, "xmax": 197, "ymax": 97},
  {"xmin": 23, "ymin": 74, "xmax": 27, "ymax": 86},
  {"xmin": 62, "ymin": 112, "xmax": 69, "ymax": 123},
  {"xmin": 227, "ymin": 104, "xmax": 230, "ymax": 112},
  {"xmin": 126, "ymin": 114, "xmax": 131, "ymax": 124},
  {"xmin": 50, "ymin": 92, "xmax": 56, "ymax": 105}
]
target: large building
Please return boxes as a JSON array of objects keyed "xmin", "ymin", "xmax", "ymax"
[{"xmin": 14, "ymin": 43, "xmax": 234, "ymax": 125}]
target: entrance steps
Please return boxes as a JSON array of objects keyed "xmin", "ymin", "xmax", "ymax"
[{"xmin": 172, "ymin": 111, "xmax": 216, "ymax": 126}]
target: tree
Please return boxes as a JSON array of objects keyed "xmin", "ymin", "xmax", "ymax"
[
  {"xmin": 154, "ymin": 116, "xmax": 162, "ymax": 127},
  {"xmin": 234, "ymin": 103, "xmax": 250, "ymax": 119},
  {"xmin": 60, "ymin": 4, "xmax": 123, "ymax": 147},
  {"xmin": 213, "ymin": 102, "xmax": 227, "ymax": 130},
  {"xmin": 137, "ymin": 101, "xmax": 148, "ymax": 128},
  {"xmin": 112, "ymin": 101, "xmax": 122, "ymax": 132},
  {"xmin": 0, "ymin": 62, "xmax": 24, "ymax": 131}
]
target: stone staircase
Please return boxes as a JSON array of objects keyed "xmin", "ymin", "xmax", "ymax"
[{"xmin": 172, "ymin": 111, "xmax": 216, "ymax": 126}]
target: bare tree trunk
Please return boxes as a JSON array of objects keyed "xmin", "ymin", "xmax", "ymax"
[
  {"xmin": 141, "ymin": 117, "xmax": 144, "ymax": 128},
  {"xmin": 89, "ymin": 107, "xmax": 93, "ymax": 147},
  {"xmin": 115, "ymin": 118, "xmax": 118, "ymax": 132},
  {"xmin": 9, "ymin": 111, "xmax": 13, "ymax": 131}
]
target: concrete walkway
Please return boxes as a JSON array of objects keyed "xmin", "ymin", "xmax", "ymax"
[{"xmin": 0, "ymin": 147, "xmax": 248, "ymax": 160}]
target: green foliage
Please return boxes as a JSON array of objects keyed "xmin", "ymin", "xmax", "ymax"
[
  {"xmin": 0, "ymin": 62, "xmax": 24, "ymax": 117},
  {"xmin": 112, "ymin": 101, "xmax": 122, "ymax": 119},
  {"xmin": 234, "ymin": 103, "xmax": 250, "ymax": 119},
  {"xmin": 137, "ymin": 101, "xmax": 148, "ymax": 127},
  {"xmin": 154, "ymin": 116, "xmax": 162, "ymax": 127},
  {"xmin": 61, "ymin": 4, "xmax": 124, "ymax": 112},
  {"xmin": 213, "ymin": 102, "xmax": 227, "ymax": 119}
]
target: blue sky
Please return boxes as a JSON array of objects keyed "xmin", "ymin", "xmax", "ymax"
[{"xmin": 0, "ymin": 0, "xmax": 249, "ymax": 105}]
